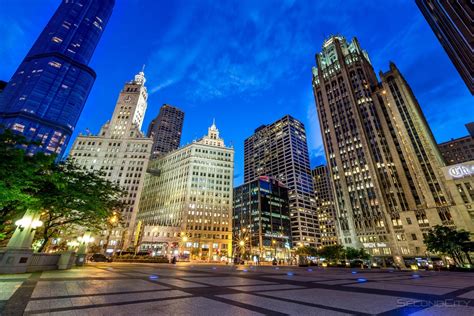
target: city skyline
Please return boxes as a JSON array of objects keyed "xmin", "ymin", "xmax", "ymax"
[
  {"xmin": 1, "ymin": 0, "xmax": 473, "ymax": 187},
  {"xmin": 1, "ymin": 2, "xmax": 474, "ymax": 314}
]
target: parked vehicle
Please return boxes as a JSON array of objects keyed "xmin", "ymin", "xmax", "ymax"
[
  {"xmin": 350, "ymin": 259, "xmax": 369, "ymax": 268},
  {"xmin": 89, "ymin": 253, "xmax": 112, "ymax": 262}
]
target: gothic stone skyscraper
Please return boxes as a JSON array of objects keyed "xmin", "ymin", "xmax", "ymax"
[
  {"xmin": 138, "ymin": 122, "xmax": 234, "ymax": 260},
  {"xmin": 0, "ymin": 0, "xmax": 114, "ymax": 156},
  {"xmin": 312, "ymin": 36, "xmax": 473, "ymax": 265},
  {"xmin": 69, "ymin": 70, "xmax": 152, "ymax": 251},
  {"xmin": 147, "ymin": 104, "xmax": 184, "ymax": 159},
  {"xmin": 244, "ymin": 115, "xmax": 319, "ymax": 247}
]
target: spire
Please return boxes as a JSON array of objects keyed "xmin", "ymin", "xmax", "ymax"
[
  {"xmin": 134, "ymin": 65, "xmax": 146, "ymax": 85},
  {"xmin": 211, "ymin": 118, "xmax": 216, "ymax": 130}
]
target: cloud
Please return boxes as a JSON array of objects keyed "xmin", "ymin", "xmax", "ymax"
[
  {"xmin": 149, "ymin": 78, "xmax": 176, "ymax": 94},
  {"xmin": 144, "ymin": 1, "xmax": 316, "ymax": 102}
]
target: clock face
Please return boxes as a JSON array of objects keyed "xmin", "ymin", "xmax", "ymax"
[{"xmin": 124, "ymin": 95, "xmax": 132, "ymax": 103}]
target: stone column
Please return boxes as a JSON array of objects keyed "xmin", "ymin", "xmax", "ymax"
[{"xmin": 0, "ymin": 210, "xmax": 42, "ymax": 273}]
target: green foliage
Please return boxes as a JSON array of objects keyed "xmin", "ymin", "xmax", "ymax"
[
  {"xmin": 424, "ymin": 225, "xmax": 471, "ymax": 267},
  {"xmin": 0, "ymin": 130, "xmax": 125, "ymax": 250},
  {"xmin": 319, "ymin": 245, "xmax": 345, "ymax": 261},
  {"xmin": 295, "ymin": 245, "xmax": 318, "ymax": 257},
  {"xmin": 34, "ymin": 161, "xmax": 125, "ymax": 251},
  {"xmin": 344, "ymin": 247, "xmax": 360, "ymax": 260},
  {"xmin": 358, "ymin": 248, "xmax": 371, "ymax": 260},
  {"xmin": 0, "ymin": 129, "xmax": 55, "ymax": 241}
]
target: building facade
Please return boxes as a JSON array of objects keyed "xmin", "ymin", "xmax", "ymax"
[
  {"xmin": 244, "ymin": 115, "xmax": 319, "ymax": 247},
  {"xmin": 138, "ymin": 122, "xmax": 234, "ymax": 261},
  {"xmin": 438, "ymin": 123, "xmax": 474, "ymax": 165},
  {"xmin": 69, "ymin": 70, "xmax": 152, "ymax": 251},
  {"xmin": 441, "ymin": 161, "xmax": 474, "ymax": 235},
  {"xmin": 416, "ymin": 0, "xmax": 473, "ymax": 94},
  {"xmin": 312, "ymin": 165, "xmax": 338, "ymax": 246},
  {"xmin": 233, "ymin": 176, "xmax": 292, "ymax": 262},
  {"xmin": 0, "ymin": 0, "xmax": 114, "ymax": 156},
  {"xmin": 147, "ymin": 104, "xmax": 184, "ymax": 159},
  {"xmin": 312, "ymin": 36, "xmax": 472, "ymax": 265}
]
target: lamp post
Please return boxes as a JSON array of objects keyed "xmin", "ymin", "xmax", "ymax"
[
  {"xmin": 0, "ymin": 209, "xmax": 43, "ymax": 273},
  {"xmin": 7, "ymin": 210, "xmax": 43, "ymax": 249},
  {"xmin": 76, "ymin": 231, "xmax": 94, "ymax": 266},
  {"xmin": 180, "ymin": 232, "xmax": 189, "ymax": 261},
  {"xmin": 272, "ymin": 239, "xmax": 277, "ymax": 259},
  {"xmin": 105, "ymin": 212, "xmax": 118, "ymax": 254}
]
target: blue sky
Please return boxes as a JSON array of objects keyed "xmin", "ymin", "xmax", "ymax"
[{"xmin": 1, "ymin": 0, "xmax": 472, "ymax": 185}]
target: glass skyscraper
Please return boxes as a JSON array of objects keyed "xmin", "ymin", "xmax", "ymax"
[
  {"xmin": 0, "ymin": 0, "xmax": 114, "ymax": 156},
  {"xmin": 233, "ymin": 176, "xmax": 292, "ymax": 262},
  {"xmin": 244, "ymin": 115, "xmax": 319, "ymax": 248}
]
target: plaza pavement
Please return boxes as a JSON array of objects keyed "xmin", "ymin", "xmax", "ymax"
[{"xmin": 0, "ymin": 262, "xmax": 473, "ymax": 315}]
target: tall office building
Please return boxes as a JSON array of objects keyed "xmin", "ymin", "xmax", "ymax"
[
  {"xmin": 0, "ymin": 0, "xmax": 114, "ymax": 156},
  {"xmin": 244, "ymin": 115, "xmax": 319, "ymax": 247},
  {"xmin": 416, "ymin": 0, "xmax": 473, "ymax": 94},
  {"xmin": 438, "ymin": 123, "xmax": 474, "ymax": 165},
  {"xmin": 147, "ymin": 104, "xmax": 184, "ymax": 159},
  {"xmin": 312, "ymin": 36, "xmax": 473, "ymax": 265},
  {"xmin": 69, "ymin": 70, "xmax": 152, "ymax": 251},
  {"xmin": 138, "ymin": 122, "xmax": 234, "ymax": 260},
  {"xmin": 441, "ymin": 160, "xmax": 474, "ymax": 232},
  {"xmin": 312, "ymin": 165, "xmax": 338, "ymax": 246},
  {"xmin": 233, "ymin": 176, "xmax": 292, "ymax": 262}
]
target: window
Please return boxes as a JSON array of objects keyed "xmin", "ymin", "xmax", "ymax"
[
  {"xmin": 411, "ymin": 234, "xmax": 417, "ymax": 241},
  {"xmin": 457, "ymin": 184, "xmax": 469, "ymax": 203},
  {"xmin": 406, "ymin": 218, "xmax": 412, "ymax": 225}
]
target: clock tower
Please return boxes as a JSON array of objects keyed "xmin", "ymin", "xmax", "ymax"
[
  {"xmin": 100, "ymin": 69, "xmax": 148, "ymax": 138},
  {"xmin": 69, "ymin": 69, "xmax": 153, "ymax": 251}
]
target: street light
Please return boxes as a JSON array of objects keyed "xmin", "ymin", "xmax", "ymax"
[
  {"xmin": 15, "ymin": 218, "xmax": 43, "ymax": 231},
  {"xmin": 179, "ymin": 232, "xmax": 190, "ymax": 260},
  {"xmin": 272, "ymin": 239, "xmax": 277, "ymax": 259},
  {"xmin": 76, "ymin": 231, "xmax": 94, "ymax": 266}
]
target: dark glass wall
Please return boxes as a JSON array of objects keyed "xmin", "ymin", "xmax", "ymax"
[
  {"xmin": 233, "ymin": 177, "xmax": 291, "ymax": 258},
  {"xmin": 0, "ymin": 0, "xmax": 114, "ymax": 156}
]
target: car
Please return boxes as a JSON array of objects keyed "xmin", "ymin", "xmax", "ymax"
[
  {"xmin": 350, "ymin": 259, "xmax": 369, "ymax": 268},
  {"xmin": 89, "ymin": 253, "xmax": 111, "ymax": 262}
]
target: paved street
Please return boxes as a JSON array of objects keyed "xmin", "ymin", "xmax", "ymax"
[{"xmin": 1, "ymin": 263, "xmax": 473, "ymax": 315}]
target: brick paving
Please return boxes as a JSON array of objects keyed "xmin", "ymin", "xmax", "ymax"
[{"xmin": 1, "ymin": 263, "xmax": 473, "ymax": 315}]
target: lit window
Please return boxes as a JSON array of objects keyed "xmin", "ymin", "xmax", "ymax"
[
  {"xmin": 51, "ymin": 36, "xmax": 63, "ymax": 43},
  {"xmin": 48, "ymin": 61, "xmax": 62, "ymax": 68}
]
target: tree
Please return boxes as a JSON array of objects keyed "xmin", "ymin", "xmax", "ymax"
[
  {"xmin": 34, "ymin": 161, "xmax": 125, "ymax": 252},
  {"xmin": 0, "ymin": 129, "xmax": 55, "ymax": 242},
  {"xmin": 358, "ymin": 248, "xmax": 371, "ymax": 260},
  {"xmin": 319, "ymin": 245, "xmax": 345, "ymax": 261},
  {"xmin": 424, "ymin": 225, "xmax": 471, "ymax": 267},
  {"xmin": 295, "ymin": 245, "xmax": 318, "ymax": 265},
  {"xmin": 295, "ymin": 245, "xmax": 318, "ymax": 257},
  {"xmin": 345, "ymin": 247, "xmax": 360, "ymax": 260}
]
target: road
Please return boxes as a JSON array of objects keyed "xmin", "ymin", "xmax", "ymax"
[{"xmin": 1, "ymin": 262, "xmax": 473, "ymax": 315}]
